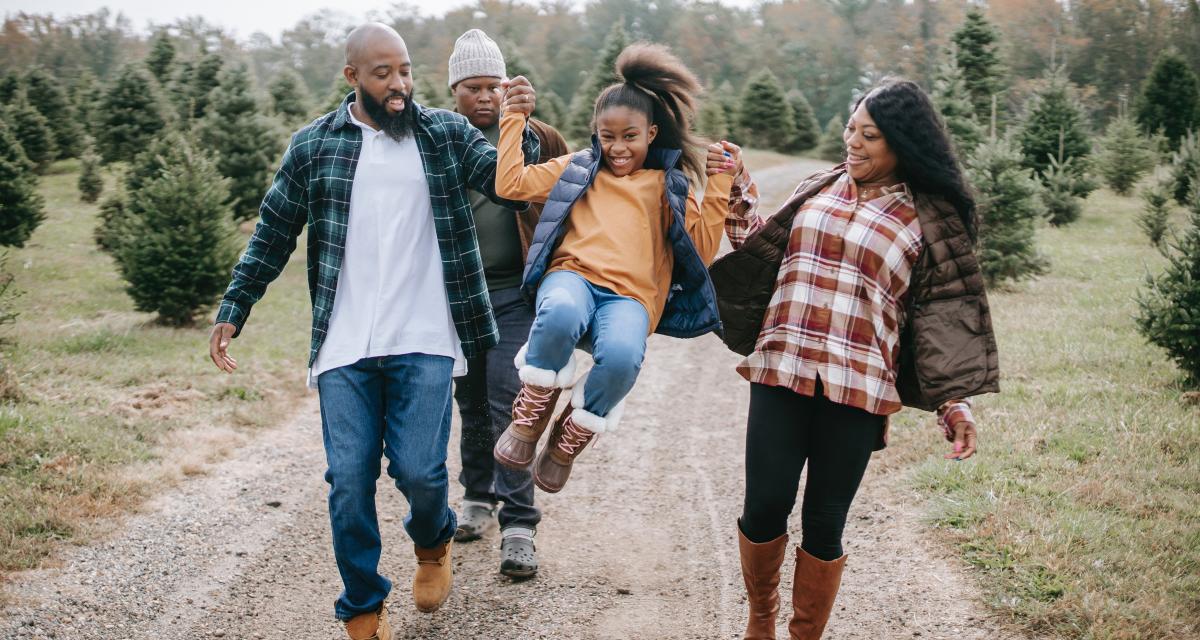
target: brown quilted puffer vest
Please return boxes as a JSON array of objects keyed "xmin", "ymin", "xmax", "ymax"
[{"xmin": 708, "ymin": 168, "xmax": 1000, "ymax": 411}]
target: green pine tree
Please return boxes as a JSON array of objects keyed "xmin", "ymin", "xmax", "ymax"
[
  {"xmin": 931, "ymin": 55, "xmax": 985, "ymax": 153},
  {"xmin": 126, "ymin": 134, "xmax": 182, "ymax": 197},
  {"xmin": 817, "ymin": 115, "xmax": 846, "ymax": 163},
  {"xmin": 1138, "ymin": 171, "xmax": 1174, "ymax": 248},
  {"xmin": 145, "ymin": 32, "xmax": 176, "ymax": 85},
  {"xmin": 23, "ymin": 68, "xmax": 84, "ymax": 159},
  {"xmin": 0, "ymin": 119, "xmax": 45, "ymax": 248},
  {"xmin": 787, "ymin": 90, "xmax": 820, "ymax": 152},
  {"xmin": 1170, "ymin": 130, "xmax": 1200, "ymax": 205},
  {"xmin": 321, "ymin": 75, "xmax": 352, "ymax": 116},
  {"xmin": 965, "ymin": 135, "xmax": 1049, "ymax": 286},
  {"xmin": 115, "ymin": 132, "xmax": 239, "ymax": 326},
  {"xmin": 175, "ymin": 52, "xmax": 224, "ymax": 124},
  {"xmin": 534, "ymin": 89, "xmax": 568, "ymax": 132},
  {"xmin": 1136, "ymin": 179, "xmax": 1200, "ymax": 381},
  {"xmin": 415, "ymin": 69, "xmax": 450, "ymax": 110},
  {"xmin": 3, "ymin": 91, "xmax": 57, "ymax": 173},
  {"xmin": 197, "ymin": 65, "xmax": 285, "ymax": 221},
  {"xmin": 952, "ymin": 8, "xmax": 1006, "ymax": 123},
  {"xmin": 97, "ymin": 63, "xmax": 169, "ymax": 164},
  {"xmin": 1095, "ymin": 113, "xmax": 1157, "ymax": 196},
  {"xmin": 499, "ymin": 40, "xmax": 541, "ymax": 88},
  {"xmin": 94, "ymin": 190, "xmax": 128, "ymax": 254},
  {"xmin": 1017, "ymin": 69, "xmax": 1092, "ymax": 186},
  {"xmin": 738, "ymin": 69, "xmax": 796, "ymax": 152},
  {"xmin": 166, "ymin": 59, "xmax": 195, "ymax": 121},
  {"xmin": 0, "ymin": 72, "xmax": 19, "ymax": 104},
  {"xmin": 1136, "ymin": 49, "xmax": 1200, "ymax": 150},
  {"xmin": 97, "ymin": 133, "xmax": 185, "ymax": 253},
  {"xmin": 0, "ymin": 251, "xmax": 19, "ymax": 400},
  {"xmin": 716, "ymin": 80, "xmax": 740, "ymax": 144},
  {"xmin": 70, "ymin": 70, "xmax": 103, "ymax": 140},
  {"xmin": 77, "ymin": 138, "xmax": 103, "ymax": 204},
  {"xmin": 268, "ymin": 68, "xmax": 312, "ymax": 124},
  {"xmin": 566, "ymin": 23, "xmax": 628, "ymax": 144},
  {"xmin": 1041, "ymin": 155, "xmax": 1084, "ymax": 226},
  {"xmin": 697, "ymin": 98, "xmax": 729, "ymax": 141}
]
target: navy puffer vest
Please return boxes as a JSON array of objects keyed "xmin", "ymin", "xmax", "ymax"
[{"xmin": 520, "ymin": 138, "xmax": 723, "ymax": 339}]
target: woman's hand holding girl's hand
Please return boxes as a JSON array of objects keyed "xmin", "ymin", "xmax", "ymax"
[
  {"xmin": 706, "ymin": 140, "xmax": 741, "ymax": 176},
  {"xmin": 501, "ymin": 76, "xmax": 536, "ymax": 117}
]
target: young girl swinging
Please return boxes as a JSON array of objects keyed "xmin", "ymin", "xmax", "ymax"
[{"xmin": 491, "ymin": 43, "xmax": 743, "ymax": 492}]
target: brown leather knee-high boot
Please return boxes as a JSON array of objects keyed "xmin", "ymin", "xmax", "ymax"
[
  {"xmin": 788, "ymin": 548, "xmax": 846, "ymax": 640},
  {"xmin": 738, "ymin": 524, "xmax": 788, "ymax": 640}
]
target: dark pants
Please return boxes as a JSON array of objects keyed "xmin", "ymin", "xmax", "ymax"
[
  {"xmin": 740, "ymin": 381, "xmax": 885, "ymax": 561},
  {"xmin": 453, "ymin": 286, "xmax": 540, "ymax": 529}
]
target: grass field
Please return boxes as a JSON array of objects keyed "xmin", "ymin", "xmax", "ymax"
[
  {"xmin": 0, "ymin": 159, "xmax": 313, "ymax": 575},
  {"xmin": 886, "ymin": 188, "xmax": 1200, "ymax": 638},
  {"xmin": 0, "ymin": 159, "xmax": 1197, "ymax": 639}
]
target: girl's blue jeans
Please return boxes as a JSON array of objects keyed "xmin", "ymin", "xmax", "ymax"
[{"xmin": 525, "ymin": 270, "xmax": 650, "ymax": 417}]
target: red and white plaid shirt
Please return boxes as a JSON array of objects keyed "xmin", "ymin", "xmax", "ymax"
[{"xmin": 726, "ymin": 167, "xmax": 923, "ymax": 416}]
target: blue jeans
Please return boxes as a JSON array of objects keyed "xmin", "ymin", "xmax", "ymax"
[
  {"xmin": 317, "ymin": 354, "xmax": 458, "ymax": 621},
  {"xmin": 526, "ymin": 270, "xmax": 650, "ymax": 417},
  {"xmin": 454, "ymin": 287, "xmax": 540, "ymax": 529}
]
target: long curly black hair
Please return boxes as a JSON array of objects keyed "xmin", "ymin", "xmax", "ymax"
[{"xmin": 854, "ymin": 78, "xmax": 978, "ymax": 240}]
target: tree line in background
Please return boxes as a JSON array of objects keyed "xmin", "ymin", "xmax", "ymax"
[{"xmin": 0, "ymin": 0, "xmax": 1199, "ymax": 380}]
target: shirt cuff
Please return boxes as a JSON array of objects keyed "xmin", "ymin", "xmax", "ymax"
[
  {"xmin": 215, "ymin": 300, "xmax": 248, "ymax": 338},
  {"xmin": 728, "ymin": 169, "xmax": 758, "ymax": 220},
  {"xmin": 936, "ymin": 399, "xmax": 975, "ymax": 442}
]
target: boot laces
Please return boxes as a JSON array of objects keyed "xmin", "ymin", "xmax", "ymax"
[
  {"xmin": 513, "ymin": 385, "xmax": 555, "ymax": 429},
  {"xmin": 556, "ymin": 418, "xmax": 595, "ymax": 456}
]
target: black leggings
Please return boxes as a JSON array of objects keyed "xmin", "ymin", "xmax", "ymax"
[{"xmin": 740, "ymin": 382, "xmax": 884, "ymax": 561}]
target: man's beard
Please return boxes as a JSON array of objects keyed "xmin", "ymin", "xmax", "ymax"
[{"xmin": 359, "ymin": 89, "xmax": 416, "ymax": 141}]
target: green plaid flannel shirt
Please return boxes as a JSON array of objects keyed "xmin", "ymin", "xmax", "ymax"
[{"xmin": 215, "ymin": 94, "xmax": 540, "ymax": 366}]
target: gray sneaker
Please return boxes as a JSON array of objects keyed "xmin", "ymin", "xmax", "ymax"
[
  {"xmin": 499, "ymin": 526, "xmax": 538, "ymax": 579},
  {"xmin": 454, "ymin": 500, "xmax": 497, "ymax": 542}
]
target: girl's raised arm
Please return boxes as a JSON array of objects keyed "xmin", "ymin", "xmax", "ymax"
[{"xmin": 495, "ymin": 77, "xmax": 570, "ymax": 203}]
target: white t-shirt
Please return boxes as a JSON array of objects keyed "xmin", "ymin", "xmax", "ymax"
[{"xmin": 308, "ymin": 104, "xmax": 467, "ymax": 387}]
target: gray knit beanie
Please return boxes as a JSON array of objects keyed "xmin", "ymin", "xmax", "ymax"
[{"xmin": 448, "ymin": 29, "xmax": 506, "ymax": 87}]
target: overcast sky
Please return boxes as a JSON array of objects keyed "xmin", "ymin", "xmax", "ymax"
[{"xmin": 0, "ymin": 1, "xmax": 759, "ymax": 40}]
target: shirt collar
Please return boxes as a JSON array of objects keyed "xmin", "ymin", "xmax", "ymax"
[
  {"xmin": 345, "ymin": 101, "xmax": 380, "ymax": 136},
  {"xmin": 841, "ymin": 169, "xmax": 913, "ymax": 205},
  {"xmin": 881, "ymin": 182, "xmax": 913, "ymax": 204},
  {"xmin": 331, "ymin": 91, "xmax": 355, "ymax": 130}
]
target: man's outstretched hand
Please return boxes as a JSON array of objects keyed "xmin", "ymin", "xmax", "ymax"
[{"xmin": 209, "ymin": 322, "xmax": 238, "ymax": 373}]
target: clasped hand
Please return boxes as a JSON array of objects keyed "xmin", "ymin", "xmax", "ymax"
[{"xmin": 501, "ymin": 76, "xmax": 536, "ymax": 116}]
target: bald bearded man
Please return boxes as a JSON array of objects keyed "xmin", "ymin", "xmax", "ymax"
[{"xmin": 208, "ymin": 23, "xmax": 540, "ymax": 640}]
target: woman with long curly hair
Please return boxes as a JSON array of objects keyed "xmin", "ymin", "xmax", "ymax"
[{"xmin": 711, "ymin": 78, "xmax": 1000, "ymax": 639}]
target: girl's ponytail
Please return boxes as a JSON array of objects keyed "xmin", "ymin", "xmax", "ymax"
[{"xmin": 594, "ymin": 44, "xmax": 705, "ymax": 182}]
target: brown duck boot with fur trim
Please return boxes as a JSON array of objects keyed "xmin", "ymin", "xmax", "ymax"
[
  {"xmin": 533, "ymin": 407, "xmax": 596, "ymax": 493},
  {"xmin": 494, "ymin": 382, "xmax": 562, "ymax": 469},
  {"xmin": 344, "ymin": 604, "xmax": 391, "ymax": 640},
  {"xmin": 413, "ymin": 541, "xmax": 453, "ymax": 613}
]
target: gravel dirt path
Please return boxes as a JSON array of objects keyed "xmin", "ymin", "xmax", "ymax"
[{"xmin": 2, "ymin": 159, "xmax": 1030, "ymax": 640}]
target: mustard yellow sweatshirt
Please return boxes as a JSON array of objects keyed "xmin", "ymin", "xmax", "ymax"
[{"xmin": 496, "ymin": 111, "xmax": 733, "ymax": 330}]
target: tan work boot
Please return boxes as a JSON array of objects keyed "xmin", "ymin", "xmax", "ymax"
[
  {"xmin": 788, "ymin": 548, "xmax": 846, "ymax": 639},
  {"xmin": 738, "ymin": 524, "xmax": 787, "ymax": 639},
  {"xmin": 494, "ymin": 382, "xmax": 561, "ymax": 470},
  {"xmin": 413, "ymin": 540, "xmax": 453, "ymax": 613},
  {"xmin": 344, "ymin": 604, "xmax": 391, "ymax": 640},
  {"xmin": 533, "ymin": 407, "xmax": 597, "ymax": 493}
]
